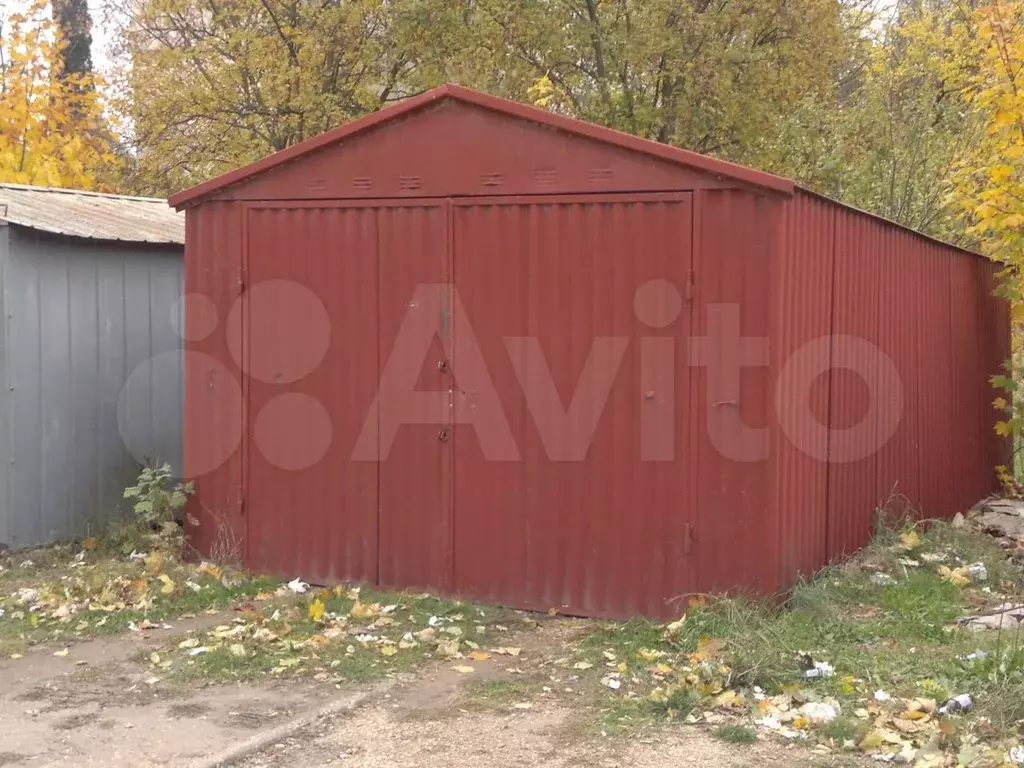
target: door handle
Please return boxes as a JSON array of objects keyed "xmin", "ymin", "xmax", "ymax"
[
  {"xmin": 438, "ymin": 428, "xmax": 450, "ymax": 443},
  {"xmin": 437, "ymin": 359, "xmax": 450, "ymax": 374}
]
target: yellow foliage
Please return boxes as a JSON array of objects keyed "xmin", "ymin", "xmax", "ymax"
[
  {"xmin": 0, "ymin": 1, "xmax": 119, "ymax": 189},
  {"xmin": 308, "ymin": 599, "xmax": 325, "ymax": 623}
]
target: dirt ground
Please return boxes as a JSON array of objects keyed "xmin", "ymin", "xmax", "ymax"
[{"xmin": 0, "ymin": 613, "xmax": 853, "ymax": 768}]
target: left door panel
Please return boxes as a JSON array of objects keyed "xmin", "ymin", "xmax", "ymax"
[{"xmin": 244, "ymin": 206, "xmax": 379, "ymax": 583}]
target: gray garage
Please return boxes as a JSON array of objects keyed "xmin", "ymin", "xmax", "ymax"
[{"xmin": 0, "ymin": 183, "xmax": 184, "ymax": 549}]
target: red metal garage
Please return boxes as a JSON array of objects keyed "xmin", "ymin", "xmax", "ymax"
[{"xmin": 170, "ymin": 84, "xmax": 1008, "ymax": 619}]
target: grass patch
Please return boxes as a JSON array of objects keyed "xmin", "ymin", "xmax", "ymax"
[
  {"xmin": 0, "ymin": 525, "xmax": 279, "ymax": 656},
  {"xmin": 466, "ymin": 678, "xmax": 543, "ymax": 707},
  {"xmin": 565, "ymin": 517, "xmax": 1024, "ymax": 762},
  {"xmin": 153, "ymin": 585, "xmax": 524, "ymax": 687},
  {"xmin": 712, "ymin": 723, "xmax": 758, "ymax": 745}
]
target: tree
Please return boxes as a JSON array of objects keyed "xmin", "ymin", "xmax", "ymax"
[
  {"xmin": 113, "ymin": 0, "xmax": 856, "ymax": 196},
  {"xmin": 948, "ymin": 0, "xmax": 1024, "ymax": 462},
  {"xmin": 825, "ymin": 0, "xmax": 982, "ymax": 240},
  {"xmin": 0, "ymin": 0, "xmax": 117, "ymax": 189},
  {"xmin": 52, "ymin": 0, "xmax": 93, "ymax": 79},
  {"xmin": 113, "ymin": 0, "xmax": 422, "ymax": 195}
]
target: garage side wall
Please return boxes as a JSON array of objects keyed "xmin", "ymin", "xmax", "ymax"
[
  {"xmin": 0, "ymin": 225, "xmax": 9, "ymax": 548},
  {"xmin": 771, "ymin": 193, "xmax": 836, "ymax": 583},
  {"xmin": 790, "ymin": 193, "xmax": 1009, "ymax": 562},
  {"xmin": 4, "ymin": 227, "xmax": 183, "ymax": 548}
]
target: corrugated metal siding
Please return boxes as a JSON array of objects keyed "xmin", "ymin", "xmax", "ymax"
[
  {"xmin": 821, "ymin": 193, "xmax": 1006, "ymax": 560},
  {"xmin": 243, "ymin": 205, "xmax": 381, "ymax": 584},
  {"xmin": 1, "ymin": 226, "xmax": 183, "ymax": 548},
  {"xmin": 772, "ymin": 192, "xmax": 834, "ymax": 582},
  {"xmin": 184, "ymin": 202, "xmax": 245, "ymax": 559},
  {"xmin": 693, "ymin": 189, "xmax": 777, "ymax": 595},
  {"xmin": 0, "ymin": 226, "xmax": 9, "ymax": 547},
  {"xmin": 452, "ymin": 196, "xmax": 694, "ymax": 617}
]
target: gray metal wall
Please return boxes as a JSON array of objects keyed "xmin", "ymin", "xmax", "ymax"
[{"xmin": 0, "ymin": 225, "xmax": 183, "ymax": 548}]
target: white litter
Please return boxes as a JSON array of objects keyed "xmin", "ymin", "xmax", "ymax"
[
  {"xmin": 805, "ymin": 660, "xmax": 835, "ymax": 679},
  {"xmin": 286, "ymin": 578, "xmax": 309, "ymax": 594},
  {"xmin": 800, "ymin": 702, "xmax": 838, "ymax": 723},
  {"xmin": 874, "ymin": 690, "xmax": 893, "ymax": 702},
  {"xmin": 967, "ymin": 562, "xmax": 988, "ymax": 583}
]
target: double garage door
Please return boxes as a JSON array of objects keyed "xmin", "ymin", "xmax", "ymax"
[{"xmin": 241, "ymin": 194, "xmax": 695, "ymax": 618}]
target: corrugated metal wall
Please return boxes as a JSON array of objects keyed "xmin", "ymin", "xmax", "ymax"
[
  {"xmin": 183, "ymin": 202, "xmax": 245, "ymax": 559},
  {"xmin": 781, "ymin": 191, "xmax": 1008, "ymax": 567},
  {"xmin": 692, "ymin": 189, "xmax": 778, "ymax": 596},
  {"xmin": 453, "ymin": 196, "xmax": 695, "ymax": 617},
  {"xmin": 0, "ymin": 226, "xmax": 10, "ymax": 547},
  {"xmin": 771, "ymin": 192, "xmax": 835, "ymax": 582},
  {"xmin": 0, "ymin": 226, "xmax": 183, "ymax": 548}
]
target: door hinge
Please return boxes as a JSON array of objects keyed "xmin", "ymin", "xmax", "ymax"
[
  {"xmin": 238, "ymin": 489, "xmax": 246, "ymax": 516},
  {"xmin": 237, "ymin": 273, "xmax": 246, "ymax": 296},
  {"xmin": 684, "ymin": 269, "xmax": 695, "ymax": 303}
]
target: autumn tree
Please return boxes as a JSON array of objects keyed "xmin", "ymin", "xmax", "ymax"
[
  {"xmin": 113, "ymin": 0, "xmax": 857, "ymax": 195},
  {"xmin": 822, "ymin": 0, "xmax": 983, "ymax": 240},
  {"xmin": 0, "ymin": 1, "xmax": 117, "ymax": 189},
  {"xmin": 52, "ymin": 0, "xmax": 93, "ymax": 79}
]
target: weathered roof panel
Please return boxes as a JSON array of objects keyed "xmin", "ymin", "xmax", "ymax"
[{"xmin": 0, "ymin": 183, "xmax": 183, "ymax": 245}]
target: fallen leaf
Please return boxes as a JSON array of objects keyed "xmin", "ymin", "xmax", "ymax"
[
  {"xmin": 938, "ymin": 565, "xmax": 970, "ymax": 588},
  {"xmin": 468, "ymin": 651, "xmax": 491, "ymax": 662},
  {"xmin": 229, "ymin": 644, "xmax": 247, "ymax": 658},
  {"xmin": 494, "ymin": 647, "xmax": 522, "ymax": 657},
  {"xmin": 573, "ymin": 661, "xmax": 594, "ymax": 670},
  {"xmin": 150, "ymin": 652, "xmax": 161, "ymax": 664},
  {"xmin": 53, "ymin": 648, "xmax": 69, "ymax": 657},
  {"xmin": 158, "ymin": 573, "xmax": 176, "ymax": 595},
  {"xmin": 351, "ymin": 600, "xmax": 379, "ymax": 620},
  {"xmin": 453, "ymin": 665, "xmax": 476, "ymax": 674},
  {"xmin": 81, "ymin": 537, "xmax": 98, "ymax": 551},
  {"xmin": 381, "ymin": 646, "xmax": 398, "ymax": 657},
  {"xmin": 144, "ymin": 551, "xmax": 166, "ymax": 575},
  {"xmin": 308, "ymin": 599, "xmax": 325, "ymax": 622},
  {"xmin": 900, "ymin": 530, "xmax": 921, "ymax": 551}
]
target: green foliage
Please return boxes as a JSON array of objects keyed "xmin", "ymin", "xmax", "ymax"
[
  {"xmin": 712, "ymin": 723, "xmax": 758, "ymax": 745},
  {"xmin": 123, "ymin": 464, "xmax": 193, "ymax": 528}
]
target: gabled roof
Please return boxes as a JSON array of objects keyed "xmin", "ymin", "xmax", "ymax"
[
  {"xmin": 169, "ymin": 84, "xmax": 793, "ymax": 209},
  {"xmin": 0, "ymin": 183, "xmax": 183, "ymax": 245}
]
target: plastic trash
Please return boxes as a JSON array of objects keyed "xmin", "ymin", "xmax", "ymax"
[
  {"xmin": 958, "ymin": 650, "xmax": 989, "ymax": 662},
  {"xmin": 805, "ymin": 660, "xmax": 835, "ymax": 679},
  {"xmin": 968, "ymin": 562, "xmax": 988, "ymax": 583},
  {"xmin": 938, "ymin": 694, "xmax": 973, "ymax": 715}
]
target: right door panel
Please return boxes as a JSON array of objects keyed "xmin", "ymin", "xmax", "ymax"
[{"xmin": 452, "ymin": 195, "xmax": 694, "ymax": 618}]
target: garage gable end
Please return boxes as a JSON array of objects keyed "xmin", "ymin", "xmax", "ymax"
[{"xmin": 170, "ymin": 85, "xmax": 793, "ymax": 207}]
